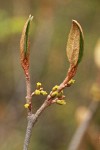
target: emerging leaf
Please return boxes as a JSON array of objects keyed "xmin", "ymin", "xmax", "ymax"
[
  {"xmin": 66, "ymin": 20, "xmax": 84, "ymax": 67},
  {"xmin": 62, "ymin": 21, "xmax": 84, "ymax": 85},
  {"xmin": 20, "ymin": 15, "xmax": 33, "ymax": 72}
]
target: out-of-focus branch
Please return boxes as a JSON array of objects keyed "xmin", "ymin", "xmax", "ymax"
[
  {"xmin": 67, "ymin": 100, "xmax": 99, "ymax": 150},
  {"xmin": 87, "ymin": 125, "xmax": 100, "ymax": 150}
]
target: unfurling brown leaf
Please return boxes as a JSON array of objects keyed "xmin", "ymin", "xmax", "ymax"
[
  {"xmin": 66, "ymin": 20, "xmax": 84, "ymax": 67},
  {"xmin": 63, "ymin": 20, "xmax": 84, "ymax": 85},
  {"xmin": 20, "ymin": 15, "xmax": 33, "ymax": 74}
]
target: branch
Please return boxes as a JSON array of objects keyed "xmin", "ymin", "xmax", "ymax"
[
  {"xmin": 23, "ymin": 98, "xmax": 50, "ymax": 150},
  {"xmin": 87, "ymin": 126, "xmax": 100, "ymax": 150},
  {"xmin": 25, "ymin": 73, "xmax": 32, "ymax": 115},
  {"xmin": 23, "ymin": 59, "xmax": 78, "ymax": 150},
  {"xmin": 23, "ymin": 79, "xmax": 71, "ymax": 150},
  {"xmin": 21, "ymin": 18, "xmax": 84, "ymax": 150}
]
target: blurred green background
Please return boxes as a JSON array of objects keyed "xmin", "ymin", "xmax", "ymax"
[{"xmin": 0, "ymin": 0, "xmax": 100, "ymax": 150}]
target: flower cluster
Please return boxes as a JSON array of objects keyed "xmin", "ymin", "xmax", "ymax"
[
  {"xmin": 24, "ymin": 79, "xmax": 75, "ymax": 108},
  {"xmin": 51, "ymin": 85, "xmax": 66, "ymax": 105},
  {"xmin": 67, "ymin": 79, "xmax": 75, "ymax": 87},
  {"xmin": 30, "ymin": 82, "xmax": 48, "ymax": 97},
  {"xmin": 34, "ymin": 82, "xmax": 47, "ymax": 96},
  {"xmin": 24, "ymin": 82, "xmax": 47, "ymax": 108}
]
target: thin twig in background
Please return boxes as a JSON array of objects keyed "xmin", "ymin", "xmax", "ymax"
[{"xmin": 67, "ymin": 101, "xmax": 99, "ymax": 150}]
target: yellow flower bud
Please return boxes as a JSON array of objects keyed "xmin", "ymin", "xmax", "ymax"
[
  {"xmin": 34, "ymin": 90, "xmax": 41, "ymax": 95},
  {"xmin": 68, "ymin": 79, "xmax": 75, "ymax": 85},
  {"xmin": 37, "ymin": 82, "xmax": 42, "ymax": 86},
  {"xmin": 36, "ymin": 82, "xmax": 42, "ymax": 89},
  {"xmin": 40, "ymin": 90, "xmax": 47, "ymax": 95},
  {"xmin": 24, "ymin": 103, "xmax": 29, "ymax": 108},
  {"xmin": 56, "ymin": 100, "xmax": 66, "ymax": 105},
  {"xmin": 57, "ymin": 91, "xmax": 63, "ymax": 98},
  {"xmin": 51, "ymin": 91, "xmax": 58, "ymax": 98},
  {"xmin": 52, "ymin": 85, "xmax": 59, "ymax": 91}
]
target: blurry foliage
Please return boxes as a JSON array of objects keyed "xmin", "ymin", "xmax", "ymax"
[
  {"xmin": 0, "ymin": 0, "xmax": 100, "ymax": 150},
  {"xmin": 0, "ymin": 10, "xmax": 25, "ymax": 40},
  {"xmin": 0, "ymin": 10, "xmax": 35, "ymax": 41}
]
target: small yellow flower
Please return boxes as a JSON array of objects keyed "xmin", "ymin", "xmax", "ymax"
[
  {"xmin": 34, "ymin": 90, "xmax": 41, "ymax": 95},
  {"xmin": 24, "ymin": 103, "xmax": 29, "ymax": 108},
  {"xmin": 36, "ymin": 82, "xmax": 42, "ymax": 89},
  {"xmin": 68, "ymin": 79, "xmax": 75, "ymax": 85},
  {"xmin": 40, "ymin": 90, "xmax": 48, "ymax": 95},
  {"xmin": 56, "ymin": 100, "xmax": 66, "ymax": 105},
  {"xmin": 52, "ymin": 85, "xmax": 59, "ymax": 91},
  {"xmin": 57, "ymin": 91, "xmax": 63, "ymax": 98},
  {"xmin": 51, "ymin": 91, "xmax": 58, "ymax": 98},
  {"xmin": 37, "ymin": 82, "xmax": 42, "ymax": 86}
]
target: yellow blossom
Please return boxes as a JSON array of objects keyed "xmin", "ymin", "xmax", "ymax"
[
  {"xmin": 52, "ymin": 85, "xmax": 59, "ymax": 91},
  {"xmin": 36, "ymin": 82, "xmax": 42, "ymax": 89},
  {"xmin": 37, "ymin": 82, "xmax": 42, "ymax": 86},
  {"xmin": 51, "ymin": 91, "xmax": 58, "ymax": 98},
  {"xmin": 56, "ymin": 100, "xmax": 66, "ymax": 105},
  {"xmin": 57, "ymin": 91, "xmax": 63, "ymax": 98},
  {"xmin": 68, "ymin": 79, "xmax": 75, "ymax": 85},
  {"xmin": 40, "ymin": 90, "xmax": 48, "ymax": 95},
  {"xmin": 34, "ymin": 90, "xmax": 41, "ymax": 95},
  {"xmin": 24, "ymin": 103, "xmax": 29, "ymax": 108}
]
